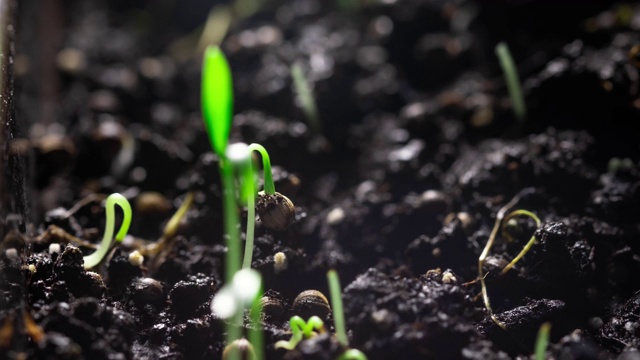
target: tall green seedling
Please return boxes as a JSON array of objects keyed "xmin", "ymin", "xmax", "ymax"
[{"xmin": 201, "ymin": 45, "xmax": 244, "ymax": 358}]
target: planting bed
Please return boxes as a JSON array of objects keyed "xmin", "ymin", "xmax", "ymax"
[{"xmin": 2, "ymin": 0, "xmax": 640, "ymax": 359}]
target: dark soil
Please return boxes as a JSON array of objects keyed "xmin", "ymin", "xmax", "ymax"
[{"xmin": 2, "ymin": 0, "xmax": 640, "ymax": 359}]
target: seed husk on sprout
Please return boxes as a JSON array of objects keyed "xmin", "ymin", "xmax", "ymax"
[{"xmin": 256, "ymin": 191, "xmax": 295, "ymax": 231}]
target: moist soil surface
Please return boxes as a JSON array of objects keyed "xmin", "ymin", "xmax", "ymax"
[{"xmin": 2, "ymin": 1, "xmax": 640, "ymax": 359}]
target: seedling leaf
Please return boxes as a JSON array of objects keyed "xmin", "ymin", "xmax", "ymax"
[{"xmin": 202, "ymin": 46, "xmax": 234, "ymax": 157}]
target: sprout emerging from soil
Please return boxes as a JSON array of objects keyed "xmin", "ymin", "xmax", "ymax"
[
  {"xmin": 83, "ymin": 193, "xmax": 132, "ymax": 270},
  {"xmin": 495, "ymin": 42, "xmax": 526, "ymax": 121},
  {"xmin": 478, "ymin": 191, "xmax": 542, "ymax": 329},
  {"xmin": 290, "ymin": 61, "xmax": 322, "ymax": 137},
  {"xmin": 274, "ymin": 315, "xmax": 326, "ymax": 350},
  {"xmin": 211, "ymin": 269, "xmax": 264, "ymax": 360},
  {"xmin": 248, "ymin": 143, "xmax": 295, "ymax": 233},
  {"xmin": 535, "ymin": 322, "xmax": 552, "ymax": 360},
  {"xmin": 222, "ymin": 338, "xmax": 256, "ymax": 360},
  {"xmin": 337, "ymin": 349, "xmax": 368, "ymax": 360},
  {"xmin": 327, "ymin": 270, "xmax": 368, "ymax": 359},
  {"xmin": 327, "ymin": 270, "xmax": 348, "ymax": 346}
]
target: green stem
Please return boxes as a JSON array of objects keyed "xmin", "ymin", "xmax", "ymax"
[
  {"xmin": 248, "ymin": 282, "xmax": 264, "ymax": 360},
  {"xmin": 247, "ymin": 143, "xmax": 275, "ymax": 195},
  {"xmin": 535, "ymin": 322, "xmax": 551, "ymax": 360},
  {"xmin": 327, "ymin": 270, "xmax": 348, "ymax": 346},
  {"xmin": 495, "ymin": 42, "xmax": 526, "ymax": 121},
  {"xmin": 220, "ymin": 158, "xmax": 242, "ymax": 354},
  {"xmin": 242, "ymin": 193, "xmax": 255, "ymax": 269}
]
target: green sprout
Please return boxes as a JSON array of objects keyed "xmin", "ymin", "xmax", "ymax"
[
  {"xmin": 478, "ymin": 191, "xmax": 542, "ymax": 329},
  {"xmin": 535, "ymin": 322, "xmax": 551, "ymax": 360},
  {"xmin": 500, "ymin": 209, "xmax": 541, "ymax": 275},
  {"xmin": 327, "ymin": 270, "xmax": 368, "ymax": 359},
  {"xmin": 495, "ymin": 42, "xmax": 526, "ymax": 121},
  {"xmin": 327, "ymin": 270, "xmax": 348, "ymax": 346},
  {"xmin": 290, "ymin": 62, "xmax": 322, "ymax": 137},
  {"xmin": 242, "ymin": 143, "xmax": 273, "ymax": 269},
  {"xmin": 201, "ymin": 45, "xmax": 245, "ymax": 358},
  {"xmin": 83, "ymin": 193, "xmax": 132, "ymax": 269},
  {"xmin": 212, "ymin": 269, "xmax": 264, "ymax": 360},
  {"xmin": 202, "ymin": 46, "xmax": 233, "ymax": 158},
  {"xmin": 337, "ymin": 349, "xmax": 368, "ymax": 360},
  {"xmin": 274, "ymin": 316, "xmax": 326, "ymax": 350}
]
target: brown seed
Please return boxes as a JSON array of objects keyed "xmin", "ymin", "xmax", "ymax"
[
  {"xmin": 256, "ymin": 191, "xmax": 295, "ymax": 231},
  {"xmin": 253, "ymin": 295, "xmax": 286, "ymax": 322},
  {"xmin": 222, "ymin": 338, "xmax": 256, "ymax": 360},
  {"xmin": 292, "ymin": 290, "xmax": 331, "ymax": 320},
  {"xmin": 135, "ymin": 192, "xmax": 171, "ymax": 216}
]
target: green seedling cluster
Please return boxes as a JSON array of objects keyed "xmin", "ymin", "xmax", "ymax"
[
  {"xmin": 478, "ymin": 191, "xmax": 542, "ymax": 329},
  {"xmin": 274, "ymin": 316, "xmax": 326, "ymax": 350},
  {"xmin": 83, "ymin": 193, "xmax": 132, "ymax": 270},
  {"xmin": 495, "ymin": 42, "xmax": 526, "ymax": 121}
]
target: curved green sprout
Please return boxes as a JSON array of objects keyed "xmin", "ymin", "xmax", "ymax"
[
  {"xmin": 338, "ymin": 349, "xmax": 368, "ymax": 360},
  {"xmin": 202, "ymin": 46, "xmax": 233, "ymax": 157},
  {"xmin": 247, "ymin": 143, "xmax": 275, "ymax": 195},
  {"xmin": 535, "ymin": 322, "xmax": 551, "ymax": 360},
  {"xmin": 478, "ymin": 191, "xmax": 542, "ymax": 329},
  {"xmin": 495, "ymin": 42, "xmax": 526, "ymax": 121},
  {"xmin": 83, "ymin": 193, "xmax": 132, "ymax": 269},
  {"xmin": 274, "ymin": 316, "xmax": 325, "ymax": 350},
  {"xmin": 327, "ymin": 270, "xmax": 348, "ymax": 346},
  {"xmin": 241, "ymin": 143, "xmax": 274, "ymax": 269},
  {"xmin": 500, "ymin": 209, "xmax": 541, "ymax": 275}
]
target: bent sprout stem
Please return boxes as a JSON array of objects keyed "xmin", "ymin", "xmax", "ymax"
[
  {"xmin": 327, "ymin": 270, "xmax": 348, "ymax": 346},
  {"xmin": 247, "ymin": 143, "xmax": 275, "ymax": 195},
  {"xmin": 500, "ymin": 209, "xmax": 541, "ymax": 275},
  {"xmin": 83, "ymin": 193, "xmax": 132, "ymax": 270}
]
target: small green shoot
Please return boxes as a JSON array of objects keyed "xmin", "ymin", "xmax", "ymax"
[
  {"xmin": 500, "ymin": 209, "xmax": 541, "ymax": 275},
  {"xmin": 535, "ymin": 322, "xmax": 551, "ymax": 360},
  {"xmin": 274, "ymin": 316, "xmax": 325, "ymax": 350},
  {"xmin": 291, "ymin": 62, "xmax": 322, "ymax": 137},
  {"xmin": 327, "ymin": 270, "xmax": 368, "ymax": 359},
  {"xmin": 337, "ymin": 349, "xmax": 368, "ymax": 360},
  {"xmin": 83, "ymin": 193, "xmax": 132, "ymax": 269},
  {"xmin": 495, "ymin": 42, "xmax": 526, "ymax": 121},
  {"xmin": 242, "ymin": 143, "xmax": 274, "ymax": 269},
  {"xmin": 247, "ymin": 143, "xmax": 275, "ymax": 195},
  {"xmin": 478, "ymin": 191, "xmax": 542, "ymax": 329},
  {"xmin": 327, "ymin": 270, "xmax": 348, "ymax": 346}
]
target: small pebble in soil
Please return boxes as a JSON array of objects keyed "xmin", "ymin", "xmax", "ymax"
[
  {"xmin": 128, "ymin": 250, "xmax": 144, "ymax": 267},
  {"xmin": 274, "ymin": 252, "xmax": 288, "ymax": 273},
  {"xmin": 49, "ymin": 243, "xmax": 61, "ymax": 255}
]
